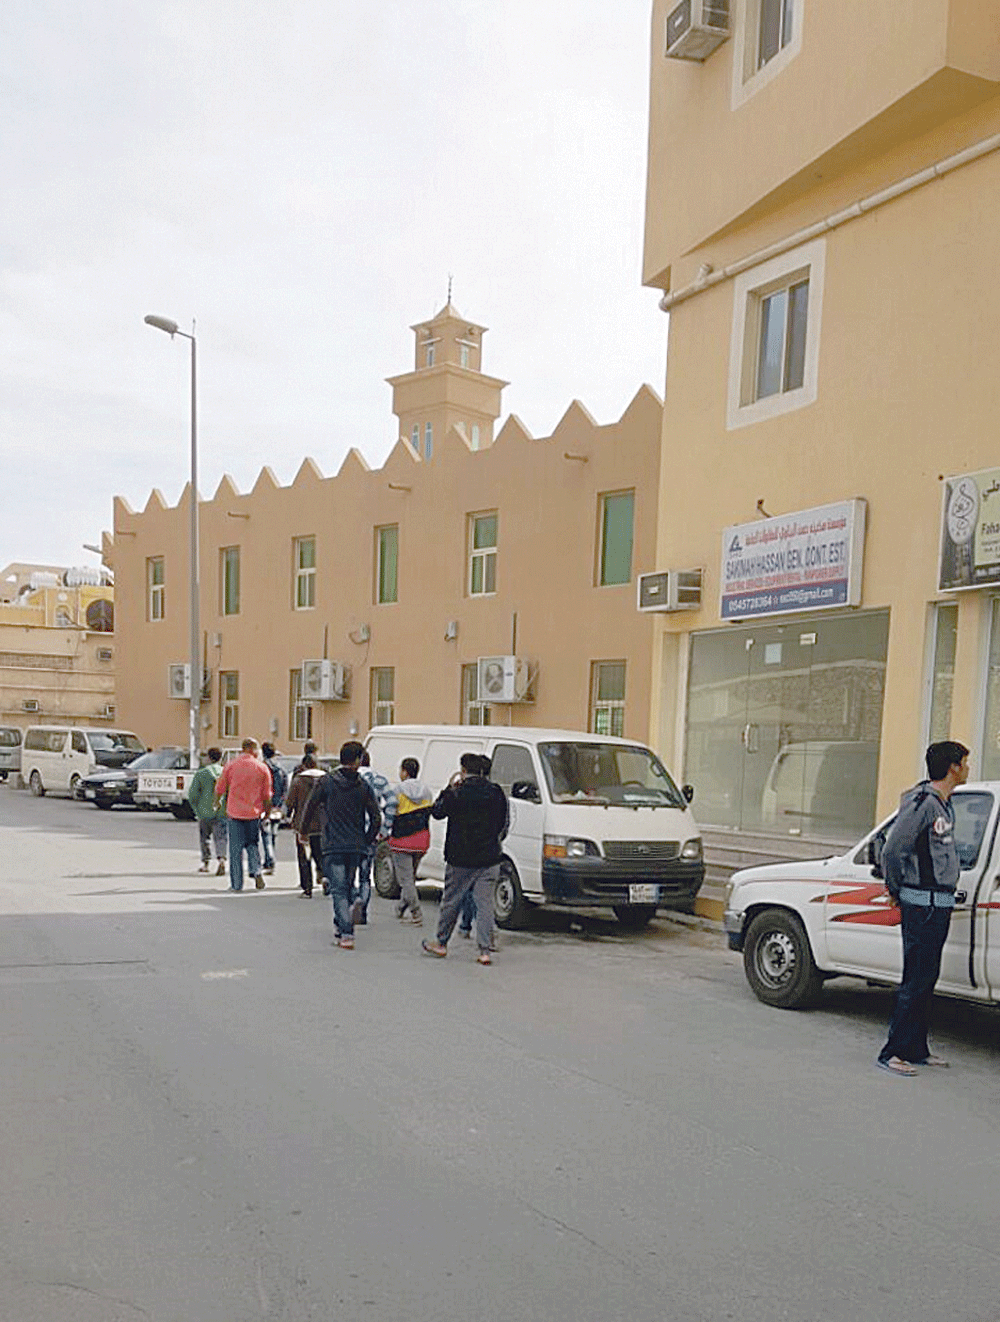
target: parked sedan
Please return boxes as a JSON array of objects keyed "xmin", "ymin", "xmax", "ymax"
[{"xmin": 78, "ymin": 746, "xmax": 190, "ymax": 810}]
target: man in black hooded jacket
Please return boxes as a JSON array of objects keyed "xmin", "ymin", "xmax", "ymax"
[
  {"xmin": 316, "ymin": 741, "xmax": 380, "ymax": 949},
  {"xmin": 421, "ymin": 753, "xmax": 508, "ymax": 965}
]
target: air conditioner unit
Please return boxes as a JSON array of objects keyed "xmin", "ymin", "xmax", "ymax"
[
  {"xmin": 301, "ymin": 659, "xmax": 348, "ymax": 701},
  {"xmin": 97, "ymin": 647, "xmax": 114, "ymax": 662},
  {"xmin": 637, "ymin": 569, "xmax": 703, "ymax": 613},
  {"xmin": 168, "ymin": 663, "xmax": 191, "ymax": 699},
  {"xmin": 102, "ymin": 703, "xmax": 116, "ymax": 719},
  {"xmin": 477, "ymin": 656, "xmax": 531, "ymax": 704},
  {"xmin": 22, "ymin": 698, "xmax": 40, "ymax": 713},
  {"xmin": 665, "ymin": 0, "xmax": 730, "ymax": 61}
]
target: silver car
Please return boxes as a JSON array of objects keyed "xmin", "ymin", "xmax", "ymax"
[{"xmin": 0, "ymin": 726, "xmax": 22, "ymax": 782}]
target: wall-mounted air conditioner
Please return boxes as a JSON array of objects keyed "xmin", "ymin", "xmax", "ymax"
[
  {"xmin": 477, "ymin": 656, "xmax": 532, "ymax": 704},
  {"xmin": 102, "ymin": 703, "xmax": 116, "ymax": 719},
  {"xmin": 168, "ymin": 663, "xmax": 191, "ymax": 699},
  {"xmin": 665, "ymin": 0, "xmax": 730, "ymax": 61},
  {"xmin": 22, "ymin": 698, "xmax": 40, "ymax": 713},
  {"xmin": 301, "ymin": 659, "xmax": 348, "ymax": 701},
  {"xmin": 97, "ymin": 647, "xmax": 114, "ymax": 662},
  {"xmin": 637, "ymin": 569, "xmax": 703, "ymax": 613}
]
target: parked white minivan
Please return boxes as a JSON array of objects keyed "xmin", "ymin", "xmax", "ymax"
[
  {"xmin": 21, "ymin": 725, "xmax": 145, "ymax": 798},
  {"xmin": 364, "ymin": 725, "xmax": 704, "ymax": 929}
]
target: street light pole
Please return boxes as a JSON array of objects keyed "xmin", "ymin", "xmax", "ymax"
[{"xmin": 144, "ymin": 315, "xmax": 200, "ymax": 772}]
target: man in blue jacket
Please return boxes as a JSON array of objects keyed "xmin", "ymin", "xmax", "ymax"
[
  {"xmin": 877, "ymin": 739, "xmax": 969, "ymax": 1076},
  {"xmin": 316, "ymin": 741, "xmax": 381, "ymax": 949}
]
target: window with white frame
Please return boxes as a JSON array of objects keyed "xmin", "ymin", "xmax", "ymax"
[
  {"xmin": 147, "ymin": 556, "xmax": 165, "ymax": 621},
  {"xmin": 460, "ymin": 343, "xmax": 470, "ymax": 369},
  {"xmin": 727, "ymin": 239, "xmax": 825, "ymax": 431},
  {"xmin": 376, "ymin": 525, "xmax": 398, "ymax": 604},
  {"xmin": 294, "ymin": 536, "xmax": 316, "ymax": 610},
  {"xmin": 425, "ymin": 343, "xmax": 435, "ymax": 368},
  {"xmin": 461, "ymin": 662, "xmax": 492, "ymax": 726},
  {"xmin": 370, "ymin": 667, "xmax": 395, "ymax": 727},
  {"xmin": 471, "ymin": 423, "xmax": 481, "ymax": 451},
  {"xmin": 220, "ymin": 671, "xmax": 239, "ymax": 738},
  {"xmin": 424, "ymin": 422, "xmax": 433, "ymax": 461},
  {"xmin": 220, "ymin": 546, "xmax": 240, "ymax": 616},
  {"xmin": 468, "ymin": 512, "xmax": 498, "ymax": 596},
  {"xmin": 411, "ymin": 423, "xmax": 420, "ymax": 450},
  {"xmin": 590, "ymin": 661, "xmax": 626, "ymax": 737},
  {"xmin": 289, "ymin": 668, "xmax": 313, "ymax": 741},
  {"xmin": 732, "ymin": 0, "xmax": 802, "ymax": 106}
]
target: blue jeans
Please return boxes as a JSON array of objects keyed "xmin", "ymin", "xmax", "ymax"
[
  {"xmin": 324, "ymin": 852, "xmax": 362, "ymax": 938},
  {"xmin": 459, "ymin": 887, "xmax": 477, "ymax": 933},
  {"xmin": 354, "ymin": 844, "xmax": 375, "ymax": 916},
  {"xmin": 879, "ymin": 902, "xmax": 952, "ymax": 1064},
  {"xmin": 228, "ymin": 817, "xmax": 262, "ymax": 891},
  {"xmin": 261, "ymin": 817, "xmax": 277, "ymax": 870}
]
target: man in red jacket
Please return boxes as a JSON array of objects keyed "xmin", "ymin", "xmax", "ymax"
[{"xmin": 214, "ymin": 739, "xmax": 273, "ymax": 892}]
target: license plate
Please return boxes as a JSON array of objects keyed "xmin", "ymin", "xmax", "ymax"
[
  {"xmin": 85, "ymin": 790, "xmax": 95, "ymax": 799},
  {"xmin": 628, "ymin": 884, "xmax": 659, "ymax": 905}
]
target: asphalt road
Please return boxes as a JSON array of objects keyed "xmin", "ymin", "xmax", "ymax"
[{"xmin": 2, "ymin": 785, "xmax": 1000, "ymax": 1322}]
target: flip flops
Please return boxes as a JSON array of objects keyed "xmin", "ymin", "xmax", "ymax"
[
  {"xmin": 877, "ymin": 1057, "xmax": 918, "ymax": 1077},
  {"xmin": 421, "ymin": 939, "xmax": 447, "ymax": 958}
]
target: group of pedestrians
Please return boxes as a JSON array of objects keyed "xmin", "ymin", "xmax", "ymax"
[{"xmin": 189, "ymin": 736, "xmax": 508, "ymax": 964}]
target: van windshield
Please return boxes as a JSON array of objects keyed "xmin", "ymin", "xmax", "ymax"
[
  {"xmin": 90, "ymin": 732, "xmax": 145, "ymax": 754},
  {"xmin": 538, "ymin": 742, "xmax": 685, "ymax": 808}
]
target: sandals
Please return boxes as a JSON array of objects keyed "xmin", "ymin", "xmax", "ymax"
[
  {"xmin": 877, "ymin": 1057, "xmax": 918, "ymax": 1077},
  {"xmin": 476, "ymin": 952, "xmax": 492, "ymax": 966},
  {"xmin": 916, "ymin": 1054, "xmax": 949, "ymax": 1068},
  {"xmin": 421, "ymin": 939, "xmax": 447, "ymax": 958}
]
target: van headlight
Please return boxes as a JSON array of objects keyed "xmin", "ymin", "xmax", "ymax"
[
  {"xmin": 680, "ymin": 838, "xmax": 703, "ymax": 862},
  {"xmin": 544, "ymin": 835, "xmax": 598, "ymax": 859}
]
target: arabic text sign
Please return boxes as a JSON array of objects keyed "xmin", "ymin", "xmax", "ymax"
[
  {"xmin": 939, "ymin": 468, "xmax": 1000, "ymax": 591},
  {"xmin": 720, "ymin": 499, "xmax": 866, "ymax": 620}
]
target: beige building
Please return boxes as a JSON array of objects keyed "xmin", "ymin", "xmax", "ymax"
[
  {"xmin": 644, "ymin": 0, "xmax": 1000, "ymax": 899},
  {"xmin": 0, "ymin": 564, "xmax": 116, "ymax": 729},
  {"xmin": 110, "ymin": 303, "xmax": 663, "ymax": 754}
]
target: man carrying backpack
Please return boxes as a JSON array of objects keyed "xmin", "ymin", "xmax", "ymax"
[
  {"xmin": 877, "ymin": 740, "xmax": 969, "ymax": 1076},
  {"xmin": 260, "ymin": 742, "xmax": 288, "ymax": 876}
]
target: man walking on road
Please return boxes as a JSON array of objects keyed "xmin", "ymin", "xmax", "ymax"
[
  {"xmin": 316, "ymin": 741, "xmax": 381, "ymax": 949},
  {"xmin": 214, "ymin": 739, "xmax": 273, "ymax": 892},
  {"xmin": 284, "ymin": 753, "xmax": 325, "ymax": 897},
  {"xmin": 877, "ymin": 739, "xmax": 969, "ymax": 1076},
  {"xmin": 421, "ymin": 753, "xmax": 508, "ymax": 966},
  {"xmin": 260, "ymin": 742, "xmax": 288, "ymax": 876},
  {"xmin": 188, "ymin": 746, "xmax": 228, "ymax": 876},
  {"xmin": 390, "ymin": 757, "xmax": 433, "ymax": 926}
]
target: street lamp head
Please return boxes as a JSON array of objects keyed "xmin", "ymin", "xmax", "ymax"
[{"xmin": 144, "ymin": 314, "xmax": 179, "ymax": 336}]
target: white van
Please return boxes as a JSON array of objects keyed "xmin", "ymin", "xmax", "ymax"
[
  {"xmin": 21, "ymin": 725, "xmax": 145, "ymax": 798},
  {"xmin": 0, "ymin": 726, "xmax": 22, "ymax": 782},
  {"xmin": 364, "ymin": 725, "xmax": 704, "ymax": 930}
]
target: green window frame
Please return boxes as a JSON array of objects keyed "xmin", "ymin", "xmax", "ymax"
[
  {"xmin": 377, "ymin": 526, "xmax": 398, "ymax": 605},
  {"xmin": 221, "ymin": 547, "xmax": 240, "ymax": 616},
  {"xmin": 599, "ymin": 492, "xmax": 634, "ymax": 587}
]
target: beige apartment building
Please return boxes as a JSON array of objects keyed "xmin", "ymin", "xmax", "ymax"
[
  {"xmin": 110, "ymin": 301, "xmax": 663, "ymax": 753},
  {"xmin": 0, "ymin": 564, "xmax": 116, "ymax": 729},
  {"xmin": 644, "ymin": 0, "xmax": 1000, "ymax": 896}
]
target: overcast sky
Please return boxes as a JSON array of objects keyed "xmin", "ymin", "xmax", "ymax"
[{"xmin": 2, "ymin": 0, "xmax": 665, "ymax": 568}]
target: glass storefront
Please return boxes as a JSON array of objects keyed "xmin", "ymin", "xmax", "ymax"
[
  {"xmin": 685, "ymin": 609, "xmax": 889, "ymax": 843},
  {"xmin": 981, "ymin": 599, "xmax": 1000, "ymax": 782},
  {"xmin": 927, "ymin": 602, "xmax": 957, "ymax": 743}
]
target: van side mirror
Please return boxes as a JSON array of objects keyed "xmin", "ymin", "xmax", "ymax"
[
  {"xmin": 682, "ymin": 784, "xmax": 695, "ymax": 804},
  {"xmin": 511, "ymin": 780, "xmax": 541, "ymax": 803}
]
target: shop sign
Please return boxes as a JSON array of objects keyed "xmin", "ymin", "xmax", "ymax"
[
  {"xmin": 939, "ymin": 468, "xmax": 1000, "ymax": 591},
  {"xmin": 720, "ymin": 499, "xmax": 866, "ymax": 621}
]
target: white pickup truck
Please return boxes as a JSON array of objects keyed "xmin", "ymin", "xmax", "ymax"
[{"xmin": 724, "ymin": 781, "xmax": 1000, "ymax": 1009}]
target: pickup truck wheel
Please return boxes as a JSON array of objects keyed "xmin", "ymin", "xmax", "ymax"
[
  {"xmin": 373, "ymin": 841, "xmax": 400, "ymax": 899},
  {"xmin": 613, "ymin": 904, "xmax": 657, "ymax": 930},
  {"xmin": 744, "ymin": 908, "xmax": 823, "ymax": 1010},
  {"xmin": 94, "ymin": 798, "xmax": 114, "ymax": 810},
  {"xmin": 170, "ymin": 803, "xmax": 195, "ymax": 821},
  {"xmin": 494, "ymin": 860, "xmax": 528, "ymax": 930},
  {"xmin": 29, "ymin": 771, "xmax": 45, "ymax": 797}
]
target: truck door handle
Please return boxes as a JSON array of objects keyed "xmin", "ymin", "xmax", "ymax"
[{"xmin": 955, "ymin": 890, "xmax": 968, "ymax": 905}]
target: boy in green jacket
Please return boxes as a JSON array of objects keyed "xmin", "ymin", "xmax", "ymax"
[{"xmin": 188, "ymin": 747, "xmax": 228, "ymax": 875}]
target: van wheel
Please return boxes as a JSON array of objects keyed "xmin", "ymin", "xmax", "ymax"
[
  {"xmin": 69, "ymin": 774, "xmax": 81, "ymax": 797},
  {"xmin": 613, "ymin": 904, "xmax": 657, "ymax": 930},
  {"xmin": 373, "ymin": 841, "xmax": 400, "ymax": 899},
  {"xmin": 29, "ymin": 771, "xmax": 45, "ymax": 798},
  {"xmin": 495, "ymin": 860, "xmax": 528, "ymax": 930},
  {"xmin": 744, "ymin": 908, "xmax": 823, "ymax": 1009},
  {"xmin": 170, "ymin": 803, "xmax": 195, "ymax": 821}
]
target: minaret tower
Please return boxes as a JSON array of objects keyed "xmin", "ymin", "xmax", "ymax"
[{"xmin": 387, "ymin": 296, "xmax": 508, "ymax": 461}]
